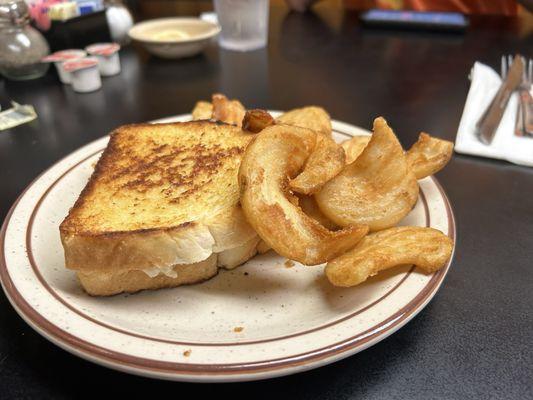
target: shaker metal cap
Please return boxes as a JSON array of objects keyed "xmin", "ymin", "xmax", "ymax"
[{"xmin": 0, "ymin": 0, "xmax": 30, "ymax": 26}]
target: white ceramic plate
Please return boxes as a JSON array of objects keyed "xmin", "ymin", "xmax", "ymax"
[{"xmin": 0, "ymin": 113, "xmax": 455, "ymax": 382}]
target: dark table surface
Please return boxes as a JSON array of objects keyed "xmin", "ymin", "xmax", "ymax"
[{"xmin": 1, "ymin": 5, "xmax": 532, "ymax": 400}]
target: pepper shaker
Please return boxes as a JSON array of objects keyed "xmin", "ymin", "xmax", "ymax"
[{"xmin": 0, "ymin": 0, "xmax": 50, "ymax": 80}]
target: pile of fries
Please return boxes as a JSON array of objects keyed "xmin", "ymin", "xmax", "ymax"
[{"xmin": 192, "ymin": 94, "xmax": 454, "ymax": 287}]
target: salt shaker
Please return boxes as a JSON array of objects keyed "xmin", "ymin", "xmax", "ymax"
[
  {"xmin": 105, "ymin": 0, "xmax": 133, "ymax": 44},
  {"xmin": 0, "ymin": 0, "xmax": 50, "ymax": 80}
]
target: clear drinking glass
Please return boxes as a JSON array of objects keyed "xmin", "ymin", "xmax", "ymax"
[{"xmin": 214, "ymin": 0, "xmax": 269, "ymax": 52}]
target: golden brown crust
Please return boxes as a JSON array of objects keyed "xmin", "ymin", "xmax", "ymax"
[
  {"xmin": 60, "ymin": 121, "xmax": 258, "ymax": 273},
  {"xmin": 297, "ymin": 194, "xmax": 339, "ymax": 231},
  {"xmin": 325, "ymin": 227, "xmax": 453, "ymax": 287},
  {"xmin": 406, "ymin": 132, "xmax": 454, "ymax": 179},
  {"xmin": 316, "ymin": 117, "xmax": 419, "ymax": 232},
  {"xmin": 256, "ymin": 239, "xmax": 271, "ymax": 254},
  {"xmin": 242, "ymin": 109, "xmax": 275, "ymax": 133},
  {"xmin": 341, "ymin": 136, "xmax": 371, "ymax": 164},
  {"xmin": 239, "ymin": 125, "xmax": 368, "ymax": 265},
  {"xmin": 191, "ymin": 101, "xmax": 213, "ymax": 120},
  {"xmin": 275, "ymin": 106, "xmax": 332, "ymax": 137},
  {"xmin": 212, "ymin": 94, "xmax": 246, "ymax": 127},
  {"xmin": 289, "ymin": 134, "xmax": 346, "ymax": 195},
  {"xmin": 60, "ymin": 121, "xmax": 251, "ymax": 236}
]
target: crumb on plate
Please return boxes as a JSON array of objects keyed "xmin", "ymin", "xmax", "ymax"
[{"xmin": 284, "ymin": 260, "xmax": 295, "ymax": 268}]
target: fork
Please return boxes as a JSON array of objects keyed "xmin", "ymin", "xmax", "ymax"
[{"xmin": 502, "ymin": 55, "xmax": 533, "ymax": 137}]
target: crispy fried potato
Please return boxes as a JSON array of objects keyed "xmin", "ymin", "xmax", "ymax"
[
  {"xmin": 212, "ymin": 93, "xmax": 246, "ymax": 127},
  {"xmin": 239, "ymin": 125, "xmax": 368, "ymax": 265},
  {"xmin": 191, "ymin": 101, "xmax": 213, "ymax": 120},
  {"xmin": 406, "ymin": 132, "xmax": 454, "ymax": 179},
  {"xmin": 341, "ymin": 135, "xmax": 371, "ymax": 164},
  {"xmin": 242, "ymin": 109, "xmax": 275, "ymax": 133},
  {"xmin": 341, "ymin": 132, "xmax": 453, "ymax": 177},
  {"xmin": 297, "ymin": 194, "xmax": 339, "ymax": 231},
  {"xmin": 256, "ymin": 240, "xmax": 271, "ymax": 254},
  {"xmin": 315, "ymin": 117, "xmax": 419, "ymax": 232},
  {"xmin": 276, "ymin": 106, "xmax": 332, "ymax": 137},
  {"xmin": 289, "ymin": 134, "xmax": 345, "ymax": 194},
  {"xmin": 325, "ymin": 227, "xmax": 453, "ymax": 287}
]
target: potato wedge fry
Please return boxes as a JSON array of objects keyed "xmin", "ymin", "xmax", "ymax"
[
  {"xmin": 212, "ymin": 93, "xmax": 246, "ymax": 127},
  {"xmin": 406, "ymin": 132, "xmax": 454, "ymax": 179},
  {"xmin": 242, "ymin": 109, "xmax": 275, "ymax": 133},
  {"xmin": 325, "ymin": 226, "xmax": 453, "ymax": 287},
  {"xmin": 256, "ymin": 239, "xmax": 271, "ymax": 254},
  {"xmin": 315, "ymin": 117, "xmax": 419, "ymax": 232},
  {"xmin": 276, "ymin": 106, "xmax": 332, "ymax": 137},
  {"xmin": 191, "ymin": 101, "xmax": 213, "ymax": 120},
  {"xmin": 239, "ymin": 125, "xmax": 368, "ymax": 265},
  {"xmin": 297, "ymin": 194, "xmax": 339, "ymax": 231},
  {"xmin": 341, "ymin": 132, "xmax": 452, "ymax": 177},
  {"xmin": 289, "ymin": 134, "xmax": 345, "ymax": 194},
  {"xmin": 341, "ymin": 135, "xmax": 371, "ymax": 164}
]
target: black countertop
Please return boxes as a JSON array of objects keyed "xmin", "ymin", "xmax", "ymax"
[{"xmin": 1, "ymin": 6, "xmax": 532, "ymax": 399}]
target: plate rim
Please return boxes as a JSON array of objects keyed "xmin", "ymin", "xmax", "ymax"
[{"xmin": 0, "ymin": 115, "xmax": 456, "ymax": 382}]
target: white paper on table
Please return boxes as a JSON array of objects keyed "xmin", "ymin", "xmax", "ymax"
[{"xmin": 455, "ymin": 62, "xmax": 533, "ymax": 167}]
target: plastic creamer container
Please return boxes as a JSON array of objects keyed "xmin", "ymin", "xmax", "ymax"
[
  {"xmin": 42, "ymin": 49, "xmax": 87, "ymax": 84},
  {"xmin": 63, "ymin": 57, "xmax": 101, "ymax": 93},
  {"xmin": 85, "ymin": 43, "xmax": 121, "ymax": 77}
]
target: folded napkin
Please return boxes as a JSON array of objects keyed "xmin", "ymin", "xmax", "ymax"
[{"xmin": 455, "ymin": 62, "xmax": 533, "ymax": 167}]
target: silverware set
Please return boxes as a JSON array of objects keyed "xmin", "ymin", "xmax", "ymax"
[
  {"xmin": 476, "ymin": 55, "xmax": 532, "ymax": 144},
  {"xmin": 503, "ymin": 55, "xmax": 533, "ymax": 138}
]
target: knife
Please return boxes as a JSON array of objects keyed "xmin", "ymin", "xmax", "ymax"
[{"xmin": 476, "ymin": 55, "xmax": 524, "ymax": 145}]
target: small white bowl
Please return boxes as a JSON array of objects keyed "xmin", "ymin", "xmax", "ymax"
[{"xmin": 128, "ymin": 17, "xmax": 220, "ymax": 59}]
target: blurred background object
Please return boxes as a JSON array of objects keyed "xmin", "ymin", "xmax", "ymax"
[
  {"xmin": 214, "ymin": 0, "xmax": 269, "ymax": 51},
  {"xmin": 48, "ymin": 1, "xmax": 78, "ymax": 22},
  {"xmin": 285, "ymin": 0, "xmax": 533, "ymax": 14},
  {"xmin": 0, "ymin": 0, "xmax": 50, "ymax": 80},
  {"xmin": 105, "ymin": 0, "xmax": 133, "ymax": 44},
  {"xmin": 24, "ymin": 0, "xmax": 133, "ymax": 51},
  {"xmin": 42, "ymin": 9, "xmax": 111, "ymax": 51}
]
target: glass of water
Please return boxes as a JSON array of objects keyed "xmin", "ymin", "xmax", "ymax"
[{"xmin": 214, "ymin": 0, "xmax": 269, "ymax": 51}]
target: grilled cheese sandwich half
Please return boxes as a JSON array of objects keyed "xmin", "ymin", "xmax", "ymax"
[{"xmin": 60, "ymin": 121, "xmax": 258, "ymax": 296}]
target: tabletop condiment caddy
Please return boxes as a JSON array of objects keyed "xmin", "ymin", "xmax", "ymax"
[
  {"xmin": 0, "ymin": 0, "xmax": 131, "ymax": 82},
  {"xmin": 42, "ymin": 42, "xmax": 121, "ymax": 93},
  {"xmin": 27, "ymin": 0, "xmax": 132, "ymax": 45}
]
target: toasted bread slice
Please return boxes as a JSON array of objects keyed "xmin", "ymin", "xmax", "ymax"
[
  {"xmin": 77, "ymin": 254, "xmax": 219, "ymax": 296},
  {"xmin": 76, "ymin": 237, "xmax": 261, "ymax": 296},
  {"xmin": 60, "ymin": 121, "xmax": 258, "ymax": 295}
]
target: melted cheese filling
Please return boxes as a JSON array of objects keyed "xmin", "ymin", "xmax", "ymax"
[{"xmin": 141, "ymin": 265, "xmax": 178, "ymax": 279}]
